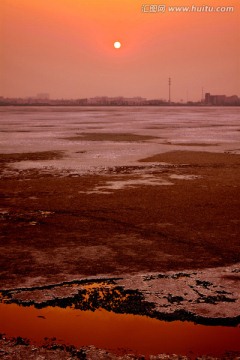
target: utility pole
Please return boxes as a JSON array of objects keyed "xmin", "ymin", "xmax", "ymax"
[{"xmin": 168, "ymin": 77, "xmax": 171, "ymax": 104}]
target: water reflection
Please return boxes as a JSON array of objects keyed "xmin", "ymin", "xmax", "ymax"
[{"xmin": 1, "ymin": 302, "xmax": 239, "ymax": 358}]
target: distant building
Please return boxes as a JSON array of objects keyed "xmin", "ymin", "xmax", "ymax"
[
  {"xmin": 224, "ymin": 95, "xmax": 239, "ymax": 105},
  {"xmin": 205, "ymin": 93, "xmax": 240, "ymax": 105}
]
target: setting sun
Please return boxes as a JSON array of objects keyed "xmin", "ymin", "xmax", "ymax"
[{"xmin": 114, "ymin": 41, "xmax": 121, "ymax": 49}]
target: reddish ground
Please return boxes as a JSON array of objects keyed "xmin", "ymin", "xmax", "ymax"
[{"xmin": 0, "ymin": 150, "xmax": 239, "ymax": 288}]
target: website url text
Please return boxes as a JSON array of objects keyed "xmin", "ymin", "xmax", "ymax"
[{"xmin": 141, "ymin": 5, "xmax": 235, "ymax": 13}]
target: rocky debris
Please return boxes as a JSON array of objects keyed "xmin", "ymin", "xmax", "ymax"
[
  {"xmin": 117, "ymin": 264, "xmax": 240, "ymax": 325},
  {"xmin": 1, "ymin": 336, "xmax": 239, "ymax": 360},
  {"xmin": 0, "ymin": 335, "xmax": 86, "ymax": 360}
]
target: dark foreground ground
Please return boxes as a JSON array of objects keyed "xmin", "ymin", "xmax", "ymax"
[
  {"xmin": 1, "ymin": 150, "xmax": 240, "ymax": 287},
  {"xmin": 0, "ymin": 150, "xmax": 240, "ymax": 359}
]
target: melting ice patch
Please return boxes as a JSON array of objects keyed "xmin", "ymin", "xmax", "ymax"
[
  {"xmin": 169, "ymin": 174, "xmax": 201, "ymax": 180},
  {"xmin": 79, "ymin": 171, "xmax": 203, "ymax": 194},
  {"xmin": 97, "ymin": 176, "xmax": 173, "ymax": 191},
  {"xmin": 79, "ymin": 173, "xmax": 203, "ymax": 194}
]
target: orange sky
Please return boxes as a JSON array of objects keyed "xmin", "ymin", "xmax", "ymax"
[{"xmin": 0, "ymin": 0, "xmax": 239, "ymax": 101}]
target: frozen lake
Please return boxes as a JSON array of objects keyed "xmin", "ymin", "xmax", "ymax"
[{"xmin": 0, "ymin": 106, "xmax": 239, "ymax": 174}]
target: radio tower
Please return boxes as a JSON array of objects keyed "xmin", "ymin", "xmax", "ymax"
[{"xmin": 168, "ymin": 77, "xmax": 171, "ymax": 104}]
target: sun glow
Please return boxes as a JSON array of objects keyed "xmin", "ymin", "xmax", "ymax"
[{"xmin": 114, "ymin": 41, "xmax": 121, "ymax": 49}]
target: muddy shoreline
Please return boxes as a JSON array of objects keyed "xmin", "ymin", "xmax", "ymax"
[{"xmin": 1, "ymin": 148, "xmax": 240, "ymax": 358}]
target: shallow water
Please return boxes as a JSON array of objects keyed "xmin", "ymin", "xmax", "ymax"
[{"xmin": 1, "ymin": 303, "xmax": 240, "ymax": 358}]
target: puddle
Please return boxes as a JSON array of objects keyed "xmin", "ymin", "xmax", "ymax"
[{"xmin": 0, "ymin": 302, "xmax": 239, "ymax": 358}]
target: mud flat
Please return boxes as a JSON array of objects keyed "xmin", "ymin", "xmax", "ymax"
[{"xmin": 0, "ymin": 107, "xmax": 240, "ymax": 358}]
